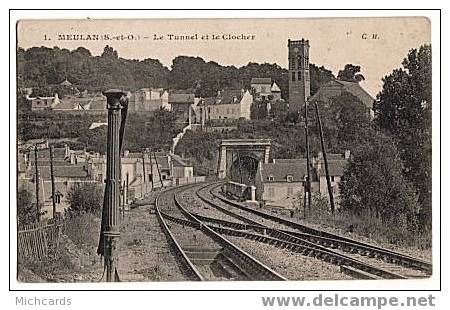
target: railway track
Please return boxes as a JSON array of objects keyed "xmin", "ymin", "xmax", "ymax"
[
  {"xmin": 190, "ymin": 182, "xmax": 432, "ymax": 279},
  {"xmin": 155, "ymin": 184, "xmax": 287, "ymax": 281}
]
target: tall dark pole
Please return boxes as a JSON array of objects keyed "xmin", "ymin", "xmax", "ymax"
[
  {"xmin": 126, "ymin": 172, "xmax": 129, "ymax": 205},
  {"xmin": 49, "ymin": 145, "xmax": 56, "ymax": 219},
  {"xmin": 314, "ymin": 102, "xmax": 336, "ymax": 214},
  {"xmin": 142, "ymin": 151, "xmax": 146, "ymax": 183},
  {"xmin": 153, "ymin": 152, "xmax": 164, "ymax": 188},
  {"xmin": 142, "ymin": 150, "xmax": 146, "ymax": 196},
  {"xmin": 148, "ymin": 149, "xmax": 154, "ymax": 191},
  {"xmin": 303, "ymin": 102, "xmax": 312, "ymax": 216},
  {"xmin": 100, "ymin": 89, "xmax": 127, "ymax": 282},
  {"xmin": 34, "ymin": 146, "xmax": 40, "ymax": 223}
]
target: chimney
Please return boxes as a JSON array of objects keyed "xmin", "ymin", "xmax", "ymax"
[{"xmin": 344, "ymin": 150, "xmax": 351, "ymax": 159}]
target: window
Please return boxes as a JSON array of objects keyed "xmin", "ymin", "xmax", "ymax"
[
  {"xmin": 286, "ymin": 175, "xmax": 293, "ymax": 182},
  {"xmin": 292, "ymin": 72, "xmax": 296, "ymax": 81},
  {"xmin": 298, "ymin": 72, "xmax": 302, "ymax": 81},
  {"xmin": 267, "ymin": 187, "xmax": 275, "ymax": 197},
  {"xmin": 331, "ymin": 176, "xmax": 335, "ymax": 182},
  {"xmin": 287, "ymin": 187, "xmax": 293, "ymax": 196},
  {"xmin": 268, "ymin": 175, "xmax": 274, "ymax": 181},
  {"xmin": 148, "ymin": 174, "xmax": 153, "ymax": 181}
]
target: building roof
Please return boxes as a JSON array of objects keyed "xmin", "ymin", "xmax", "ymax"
[
  {"xmin": 271, "ymin": 82, "xmax": 281, "ymax": 92},
  {"xmin": 59, "ymin": 79, "xmax": 73, "ymax": 86},
  {"xmin": 260, "ymin": 160, "xmax": 307, "ymax": 183},
  {"xmin": 37, "ymin": 165, "xmax": 89, "ymax": 180},
  {"xmin": 310, "ymin": 79, "xmax": 375, "ymax": 109},
  {"xmin": 168, "ymin": 93, "xmax": 195, "ymax": 104},
  {"xmin": 28, "ymin": 147, "xmax": 66, "ymax": 161},
  {"xmin": 171, "ymin": 154, "xmax": 190, "ymax": 167},
  {"xmin": 250, "ymin": 77, "xmax": 272, "ymax": 85},
  {"xmin": 89, "ymin": 122, "xmax": 108, "ymax": 130},
  {"xmin": 317, "ymin": 160, "xmax": 348, "ymax": 177},
  {"xmin": 54, "ymin": 96, "xmax": 106, "ymax": 111},
  {"xmin": 200, "ymin": 89, "xmax": 244, "ymax": 106}
]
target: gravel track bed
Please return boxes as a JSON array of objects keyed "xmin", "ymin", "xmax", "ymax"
[
  {"xmin": 226, "ymin": 236, "xmax": 353, "ymax": 281},
  {"xmin": 178, "ymin": 191, "xmax": 243, "ymax": 223},
  {"xmin": 117, "ymin": 204, "xmax": 187, "ymax": 282},
  {"xmin": 198, "ymin": 187, "xmax": 290, "ymax": 229}
]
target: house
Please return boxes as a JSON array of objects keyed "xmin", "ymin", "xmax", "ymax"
[
  {"xmin": 53, "ymin": 94, "xmax": 106, "ymax": 112},
  {"xmin": 21, "ymin": 147, "xmax": 94, "ymax": 216},
  {"xmin": 255, "ymin": 151, "xmax": 350, "ymax": 209},
  {"xmin": 171, "ymin": 154, "xmax": 193, "ymax": 179},
  {"xmin": 168, "ymin": 91, "xmax": 198, "ymax": 124},
  {"xmin": 129, "ymin": 88, "xmax": 169, "ymax": 112},
  {"xmin": 197, "ymin": 89, "xmax": 253, "ymax": 125},
  {"xmin": 29, "ymin": 93, "xmax": 60, "ymax": 111},
  {"xmin": 251, "ymin": 77, "xmax": 282, "ymax": 101},
  {"xmin": 309, "ymin": 79, "xmax": 375, "ymax": 116}
]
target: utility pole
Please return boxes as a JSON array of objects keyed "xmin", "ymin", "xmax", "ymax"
[
  {"xmin": 303, "ymin": 101, "xmax": 312, "ymax": 216},
  {"xmin": 148, "ymin": 149, "xmax": 154, "ymax": 191},
  {"xmin": 153, "ymin": 152, "xmax": 164, "ymax": 188},
  {"xmin": 126, "ymin": 172, "xmax": 129, "ymax": 205},
  {"xmin": 142, "ymin": 150, "xmax": 146, "ymax": 196},
  {"xmin": 314, "ymin": 102, "xmax": 335, "ymax": 214},
  {"xmin": 100, "ymin": 89, "xmax": 127, "ymax": 282},
  {"xmin": 49, "ymin": 145, "xmax": 57, "ymax": 219},
  {"xmin": 34, "ymin": 145, "xmax": 40, "ymax": 222}
]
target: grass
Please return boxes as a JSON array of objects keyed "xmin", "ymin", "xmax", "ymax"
[
  {"xmin": 18, "ymin": 212, "xmax": 102, "ymax": 282},
  {"xmin": 305, "ymin": 207, "xmax": 432, "ymax": 251}
]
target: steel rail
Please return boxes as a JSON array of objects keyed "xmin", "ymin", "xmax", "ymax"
[
  {"xmin": 165, "ymin": 207, "xmax": 406, "ymax": 280},
  {"xmin": 173, "ymin": 191, "xmax": 287, "ymax": 281},
  {"xmin": 197, "ymin": 183, "xmax": 432, "ymax": 274},
  {"xmin": 155, "ymin": 187, "xmax": 205, "ymax": 281}
]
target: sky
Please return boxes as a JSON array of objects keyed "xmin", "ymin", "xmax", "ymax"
[{"xmin": 17, "ymin": 17, "xmax": 431, "ymax": 97}]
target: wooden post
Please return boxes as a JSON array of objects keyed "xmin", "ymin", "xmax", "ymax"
[
  {"xmin": 153, "ymin": 152, "xmax": 164, "ymax": 188},
  {"xmin": 314, "ymin": 102, "xmax": 336, "ymax": 214},
  {"xmin": 49, "ymin": 145, "xmax": 57, "ymax": 219},
  {"xmin": 148, "ymin": 149, "xmax": 154, "ymax": 191},
  {"xmin": 142, "ymin": 150, "xmax": 146, "ymax": 195},
  {"xmin": 303, "ymin": 102, "xmax": 312, "ymax": 216},
  {"xmin": 34, "ymin": 146, "xmax": 40, "ymax": 222}
]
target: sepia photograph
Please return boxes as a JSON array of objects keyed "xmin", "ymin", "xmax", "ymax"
[{"xmin": 13, "ymin": 16, "xmax": 434, "ymax": 286}]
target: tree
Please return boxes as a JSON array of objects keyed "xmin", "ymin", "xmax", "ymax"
[
  {"xmin": 339, "ymin": 131, "xmax": 420, "ymax": 232},
  {"xmin": 337, "ymin": 64, "xmax": 365, "ymax": 82},
  {"xmin": 373, "ymin": 44, "xmax": 432, "ymax": 229},
  {"xmin": 67, "ymin": 183, "xmax": 103, "ymax": 215},
  {"xmin": 309, "ymin": 92, "xmax": 372, "ymax": 153},
  {"xmin": 17, "ymin": 189, "xmax": 39, "ymax": 225}
]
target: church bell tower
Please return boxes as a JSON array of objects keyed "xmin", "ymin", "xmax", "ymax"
[{"xmin": 288, "ymin": 39, "xmax": 310, "ymax": 112}]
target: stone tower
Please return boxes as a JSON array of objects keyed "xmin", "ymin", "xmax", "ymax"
[{"xmin": 288, "ymin": 39, "xmax": 311, "ymax": 112}]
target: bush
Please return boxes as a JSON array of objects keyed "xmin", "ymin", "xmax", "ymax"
[{"xmin": 66, "ymin": 183, "xmax": 103, "ymax": 215}]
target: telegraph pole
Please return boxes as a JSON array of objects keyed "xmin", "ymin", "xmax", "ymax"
[
  {"xmin": 142, "ymin": 150, "xmax": 146, "ymax": 196},
  {"xmin": 49, "ymin": 145, "xmax": 57, "ymax": 219},
  {"xmin": 148, "ymin": 149, "xmax": 154, "ymax": 191},
  {"xmin": 314, "ymin": 102, "xmax": 335, "ymax": 214},
  {"xmin": 101, "ymin": 89, "xmax": 127, "ymax": 282},
  {"xmin": 34, "ymin": 145, "xmax": 40, "ymax": 222},
  {"xmin": 303, "ymin": 101, "xmax": 312, "ymax": 216},
  {"xmin": 153, "ymin": 152, "xmax": 164, "ymax": 188}
]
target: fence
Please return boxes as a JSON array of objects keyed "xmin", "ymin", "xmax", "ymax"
[{"xmin": 17, "ymin": 219, "xmax": 64, "ymax": 261}]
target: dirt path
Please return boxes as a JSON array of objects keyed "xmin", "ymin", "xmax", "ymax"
[{"xmin": 117, "ymin": 204, "xmax": 187, "ymax": 282}]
